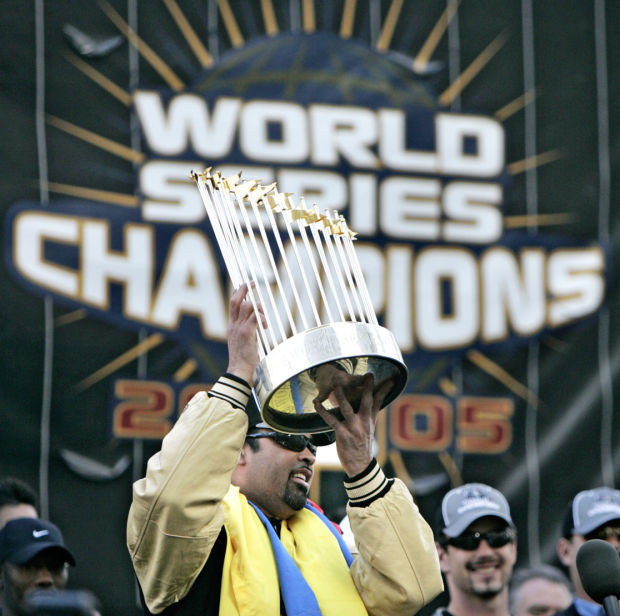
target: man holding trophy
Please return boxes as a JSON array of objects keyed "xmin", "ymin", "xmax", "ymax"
[{"xmin": 126, "ymin": 173, "xmax": 443, "ymax": 615}]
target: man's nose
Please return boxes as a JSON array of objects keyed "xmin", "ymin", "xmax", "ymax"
[
  {"xmin": 32, "ymin": 565, "xmax": 55, "ymax": 588},
  {"xmin": 299, "ymin": 446, "xmax": 316, "ymax": 463}
]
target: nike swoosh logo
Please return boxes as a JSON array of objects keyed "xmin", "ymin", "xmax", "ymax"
[{"xmin": 32, "ymin": 529, "xmax": 49, "ymax": 538}]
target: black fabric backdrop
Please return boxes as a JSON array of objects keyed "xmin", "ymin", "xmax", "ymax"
[{"xmin": 1, "ymin": 2, "xmax": 618, "ymax": 614}]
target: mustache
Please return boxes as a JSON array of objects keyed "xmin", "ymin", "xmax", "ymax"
[
  {"xmin": 291, "ymin": 464, "xmax": 313, "ymax": 474},
  {"xmin": 466, "ymin": 555, "xmax": 503, "ymax": 571}
]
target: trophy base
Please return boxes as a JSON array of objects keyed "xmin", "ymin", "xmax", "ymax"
[{"xmin": 253, "ymin": 322, "xmax": 408, "ymax": 434}]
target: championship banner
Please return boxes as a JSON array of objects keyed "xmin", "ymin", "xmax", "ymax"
[{"xmin": 1, "ymin": 2, "xmax": 617, "ymax": 614}]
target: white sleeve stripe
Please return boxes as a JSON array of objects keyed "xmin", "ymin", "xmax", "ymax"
[
  {"xmin": 345, "ymin": 466, "xmax": 388, "ymax": 503},
  {"xmin": 208, "ymin": 377, "xmax": 251, "ymax": 410}
]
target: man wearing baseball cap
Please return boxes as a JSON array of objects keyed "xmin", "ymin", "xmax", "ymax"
[
  {"xmin": 555, "ymin": 486, "xmax": 620, "ymax": 616},
  {"xmin": 434, "ymin": 482, "xmax": 517, "ymax": 616},
  {"xmin": 0, "ymin": 517, "xmax": 75, "ymax": 616}
]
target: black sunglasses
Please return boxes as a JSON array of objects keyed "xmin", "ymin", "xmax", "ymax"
[
  {"xmin": 585, "ymin": 526, "xmax": 620, "ymax": 542},
  {"xmin": 246, "ymin": 431, "xmax": 326, "ymax": 456},
  {"xmin": 444, "ymin": 527, "xmax": 516, "ymax": 551}
]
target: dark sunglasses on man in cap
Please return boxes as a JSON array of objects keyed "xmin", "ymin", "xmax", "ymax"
[
  {"xmin": 584, "ymin": 525, "xmax": 620, "ymax": 542},
  {"xmin": 441, "ymin": 527, "xmax": 516, "ymax": 551},
  {"xmin": 246, "ymin": 431, "xmax": 334, "ymax": 456}
]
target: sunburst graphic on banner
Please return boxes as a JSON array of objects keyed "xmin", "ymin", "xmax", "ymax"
[{"xmin": 30, "ymin": 0, "xmax": 592, "ymax": 494}]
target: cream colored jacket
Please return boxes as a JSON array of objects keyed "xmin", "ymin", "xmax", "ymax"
[{"xmin": 127, "ymin": 375, "xmax": 443, "ymax": 615}]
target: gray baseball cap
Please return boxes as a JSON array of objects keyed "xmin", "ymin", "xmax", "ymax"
[
  {"xmin": 441, "ymin": 483, "xmax": 514, "ymax": 537},
  {"xmin": 570, "ymin": 487, "xmax": 620, "ymax": 535}
]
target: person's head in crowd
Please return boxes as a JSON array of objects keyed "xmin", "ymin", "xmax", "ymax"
[
  {"xmin": 508, "ymin": 564, "xmax": 573, "ymax": 616},
  {"xmin": 0, "ymin": 478, "xmax": 38, "ymax": 529},
  {"xmin": 436, "ymin": 482, "xmax": 517, "ymax": 616},
  {"xmin": 0, "ymin": 517, "xmax": 75, "ymax": 616},
  {"xmin": 230, "ymin": 395, "xmax": 320, "ymax": 521},
  {"xmin": 556, "ymin": 486, "xmax": 620, "ymax": 603}
]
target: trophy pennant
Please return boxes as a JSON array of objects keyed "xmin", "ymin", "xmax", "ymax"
[{"xmin": 193, "ymin": 169, "xmax": 407, "ymax": 434}]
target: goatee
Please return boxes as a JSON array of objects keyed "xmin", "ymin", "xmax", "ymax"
[{"xmin": 283, "ymin": 483, "xmax": 308, "ymax": 511}]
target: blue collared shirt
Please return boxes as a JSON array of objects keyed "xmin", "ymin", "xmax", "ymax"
[{"xmin": 574, "ymin": 597, "xmax": 605, "ymax": 616}]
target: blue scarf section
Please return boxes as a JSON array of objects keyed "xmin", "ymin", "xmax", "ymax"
[{"xmin": 248, "ymin": 501, "xmax": 354, "ymax": 616}]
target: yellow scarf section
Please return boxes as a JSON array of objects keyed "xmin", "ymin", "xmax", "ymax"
[{"xmin": 220, "ymin": 486, "xmax": 367, "ymax": 616}]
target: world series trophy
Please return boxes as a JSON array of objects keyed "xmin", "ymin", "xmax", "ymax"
[{"xmin": 192, "ymin": 169, "xmax": 408, "ymax": 435}]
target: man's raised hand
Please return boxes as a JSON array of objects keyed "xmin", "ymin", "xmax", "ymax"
[
  {"xmin": 226, "ymin": 283, "xmax": 266, "ymax": 385},
  {"xmin": 313, "ymin": 374, "xmax": 393, "ymax": 477}
]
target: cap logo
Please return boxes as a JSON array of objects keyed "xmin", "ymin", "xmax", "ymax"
[
  {"xmin": 454, "ymin": 485, "xmax": 502, "ymax": 516},
  {"xmin": 587, "ymin": 502, "xmax": 620, "ymax": 519},
  {"xmin": 32, "ymin": 529, "xmax": 49, "ymax": 538},
  {"xmin": 457, "ymin": 497, "xmax": 501, "ymax": 515}
]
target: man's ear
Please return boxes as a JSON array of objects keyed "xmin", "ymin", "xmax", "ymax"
[
  {"xmin": 556, "ymin": 537, "xmax": 572, "ymax": 567},
  {"xmin": 231, "ymin": 445, "xmax": 249, "ymax": 487},
  {"xmin": 237, "ymin": 445, "xmax": 249, "ymax": 466},
  {"xmin": 508, "ymin": 537, "xmax": 518, "ymax": 565},
  {"xmin": 436, "ymin": 542, "xmax": 450, "ymax": 574}
]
